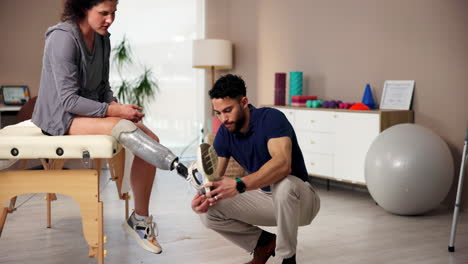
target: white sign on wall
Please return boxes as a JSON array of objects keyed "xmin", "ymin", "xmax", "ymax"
[{"xmin": 380, "ymin": 80, "xmax": 415, "ymax": 110}]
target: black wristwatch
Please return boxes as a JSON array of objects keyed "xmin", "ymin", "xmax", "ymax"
[{"xmin": 235, "ymin": 177, "xmax": 246, "ymax": 193}]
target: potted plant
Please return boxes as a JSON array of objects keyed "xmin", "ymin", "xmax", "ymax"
[{"xmin": 112, "ymin": 36, "xmax": 158, "ymax": 112}]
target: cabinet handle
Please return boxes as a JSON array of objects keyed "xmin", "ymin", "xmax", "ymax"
[
  {"xmin": 310, "ymin": 140, "xmax": 315, "ymax": 144},
  {"xmin": 309, "ymin": 120, "xmax": 315, "ymax": 123},
  {"xmin": 310, "ymin": 162, "xmax": 315, "ymax": 166},
  {"xmin": 333, "ymin": 115, "xmax": 338, "ymax": 118}
]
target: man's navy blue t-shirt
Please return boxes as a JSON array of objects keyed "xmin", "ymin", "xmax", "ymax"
[{"xmin": 213, "ymin": 105, "xmax": 308, "ymax": 191}]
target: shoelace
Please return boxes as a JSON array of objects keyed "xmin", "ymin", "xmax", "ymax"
[{"xmin": 144, "ymin": 216, "xmax": 158, "ymax": 239}]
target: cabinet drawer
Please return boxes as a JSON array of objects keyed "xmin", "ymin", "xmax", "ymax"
[
  {"xmin": 296, "ymin": 131, "xmax": 334, "ymax": 154},
  {"xmin": 294, "ymin": 110, "xmax": 335, "ymax": 132},
  {"xmin": 304, "ymin": 153, "xmax": 333, "ymax": 177}
]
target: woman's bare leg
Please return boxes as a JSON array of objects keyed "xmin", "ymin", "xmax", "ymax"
[
  {"xmin": 68, "ymin": 116, "xmax": 122, "ymax": 135},
  {"xmin": 68, "ymin": 117, "xmax": 158, "ymax": 216},
  {"xmin": 130, "ymin": 123, "xmax": 158, "ymax": 216}
]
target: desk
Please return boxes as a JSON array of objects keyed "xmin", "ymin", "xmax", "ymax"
[{"xmin": 0, "ymin": 104, "xmax": 21, "ymax": 128}]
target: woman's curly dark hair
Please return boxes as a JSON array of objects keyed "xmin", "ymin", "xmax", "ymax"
[
  {"xmin": 61, "ymin": 0, "xmax": 116, "ymax": 22},
  {"xmin": 209, "ymin": 74, "xmax": 247, "ymax": 100}
]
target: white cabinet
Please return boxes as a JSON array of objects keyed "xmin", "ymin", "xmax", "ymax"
[
  {"xmin": 333, "ymin": 112, "xmax": 379, "ymax": 183},
  {"xmin": 275, "ymin": 106, "xmax": 413, "ymax": 185}
]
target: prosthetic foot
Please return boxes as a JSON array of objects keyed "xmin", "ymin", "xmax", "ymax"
[
  {"xmin": 184, "ymin": 143, "xmax": 221, "ymax": 194},
  {"xmin": 186, "ymin": 164, "xmax": 206, "ymax": 193}
]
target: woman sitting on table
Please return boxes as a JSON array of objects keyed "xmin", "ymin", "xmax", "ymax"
[{"xmin": 32, "ymin": 0, "xmax": 174, "ymax": 254}]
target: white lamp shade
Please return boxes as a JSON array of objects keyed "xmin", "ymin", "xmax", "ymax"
[{"xmin": 192, "ymin": 39, "xmax": 232, "ymax": 70}]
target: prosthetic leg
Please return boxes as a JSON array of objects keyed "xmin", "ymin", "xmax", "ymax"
[
  {"xmin": 111, "ymin": 120, "xmax": 188, "ymax": 177},
  {"xmin": 111, "ymin": 120, "xmax": 221, "ymax": 193}
]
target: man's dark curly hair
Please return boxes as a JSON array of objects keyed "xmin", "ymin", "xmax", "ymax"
[
  {"xmin": 61, "ymin": 0, "xmax": 117, "ymax": 22},
  {"xmin": 209, "ymin": 74, "xmax": 247, "ymax": 100}
]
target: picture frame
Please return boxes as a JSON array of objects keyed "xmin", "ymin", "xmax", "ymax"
[
  {"xmin": 380, "ymin": 80, "xmax": 415, "ymax": 110},
  {"xmin": 1, "ymin": 85, "xmax": 30, "ymax": 105}
]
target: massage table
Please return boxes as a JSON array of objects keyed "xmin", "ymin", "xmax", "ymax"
[{"xmin": 0, "ymin": 121, "xmax": 133, "ymax": 263}]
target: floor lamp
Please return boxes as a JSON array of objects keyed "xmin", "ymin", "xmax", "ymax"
[
  {"xmin": 192, "ymin": 39, "xmax": 233, "ymax": 88},
  {"xmin": 192, "ymin": 39, "xmax": 233, "ymax": 142}
]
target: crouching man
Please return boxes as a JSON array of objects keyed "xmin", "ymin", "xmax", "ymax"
[{"xmin": 191, "ymin": 74, "xmax": 320, "ymax": 264}]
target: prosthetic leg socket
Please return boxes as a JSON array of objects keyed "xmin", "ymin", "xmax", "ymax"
[{"xmin": 111, "ymin": 120, "xmax": 179, "ymax": 171}]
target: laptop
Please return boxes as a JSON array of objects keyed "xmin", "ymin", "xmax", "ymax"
[{"xmin": 1, "ymin": 85, "xmax": 30, "ymax": 105}]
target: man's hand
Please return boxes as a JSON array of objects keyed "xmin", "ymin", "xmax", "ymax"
[
  {"xmin": 205, "ymin": 176, "xmax": 238, "ymax": 205},
  {"xmin": 107, "ymin": 103, "xmax": 145, "ymax": 122},
  {"xmin": 191, "ymin": 193, "xmax": 210, "ymax": 214}
]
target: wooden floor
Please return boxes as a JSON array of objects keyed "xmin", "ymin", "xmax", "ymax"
[{"xmin": 0, "ymin": 168, "xmax": 467, "ymax": 264}]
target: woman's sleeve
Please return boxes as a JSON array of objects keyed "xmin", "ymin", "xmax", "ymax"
[
  {"xmin": 102, "ymin": 82, "xmax": 118, "ymax": 103},
  {"xmin": 47, "ymin": 30, "xmax": 109, "ymax": 117}
]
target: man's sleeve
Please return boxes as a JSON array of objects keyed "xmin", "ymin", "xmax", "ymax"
[
  {"xmin": 264, "ymin": 109, "xmax": 294, "ymax": 140},
  {"xmin": 213, "ymin": 127, "xmax": 231, "ymax": 158}
]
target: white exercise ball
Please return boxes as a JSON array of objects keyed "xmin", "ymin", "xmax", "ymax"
[{"xmin": 365, "ymin": 124, "xmax": 454, "ymax": 215}]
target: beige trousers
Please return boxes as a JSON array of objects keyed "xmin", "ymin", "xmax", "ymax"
[{"xmin": 200, "ymin": 175, "xmax": 321, "ymax": 259}]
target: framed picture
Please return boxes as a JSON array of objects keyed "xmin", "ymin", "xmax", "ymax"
[
  {"xmin": 1, "ymin": 85, "xmax": 30, "ymax": 105},
  {"xmin": 380, "ymin": 80, "xmax": 415, "ymax": 110}
]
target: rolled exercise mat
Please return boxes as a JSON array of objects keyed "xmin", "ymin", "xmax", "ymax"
[
  {"xmin": 274, "ymin": 73, "xmax": 286, "ymax": 106},
  {"xmin": 289, "ymin": 71, "xmax": 303, "ymax": 105},
  {"xmin": 292, "ymin": 95, "xmax": 318, "ymax": 107}
]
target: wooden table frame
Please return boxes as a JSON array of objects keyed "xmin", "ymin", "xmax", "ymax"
[{"xmin": 0, "ymin": 148, "xmax": 129, "ymax": 264}]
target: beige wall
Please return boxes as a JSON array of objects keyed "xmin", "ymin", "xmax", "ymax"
[
  {"xmin": 206, "ymin": 0, "xmax": 468, "ymax": 207},
  {"xmin": 0, "ymin": 0, "xmax": 62, "ymax": 97}
]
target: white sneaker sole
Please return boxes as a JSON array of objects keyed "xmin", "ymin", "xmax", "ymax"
[
  {"xmin": 122, "ymin": 222, "xmax": 162, "ymax": 254},
  {"xmin": 197, "ymin": 143, "xmax": 221, "ymax": 193}
]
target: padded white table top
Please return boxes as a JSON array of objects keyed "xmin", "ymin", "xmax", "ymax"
[{"xmin": 0, "ymin": 125, "xmax": 120, "ymax": 159}]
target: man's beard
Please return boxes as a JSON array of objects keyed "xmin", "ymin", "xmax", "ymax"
[{"xmin": 225, "ymin": 110, "xmax": 246, "ymax": 133}]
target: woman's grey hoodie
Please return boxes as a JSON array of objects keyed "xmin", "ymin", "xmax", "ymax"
[{"xmin": 32, "ymin": 20, "xmax": 117, "ymax": 135}]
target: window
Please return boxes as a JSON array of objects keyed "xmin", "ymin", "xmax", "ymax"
[{"xmin": 110, "ymin": 0, "xmax": 205, "ymax": 158}]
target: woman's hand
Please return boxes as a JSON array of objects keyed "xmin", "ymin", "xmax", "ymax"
[{"xmin": 107, "ymin": 103, "xmax": 145, "ymax": 122}]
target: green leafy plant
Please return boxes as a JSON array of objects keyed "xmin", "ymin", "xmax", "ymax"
[{"xmin": 112, "ymin": 36, "xmax": 158, "ymax": 112}]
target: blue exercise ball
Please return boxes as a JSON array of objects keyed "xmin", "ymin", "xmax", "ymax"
[{"xmin": 365, "ymin": 124, "xmax": 453, "ymax": 215}]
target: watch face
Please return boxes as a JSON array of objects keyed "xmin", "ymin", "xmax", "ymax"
[{"xmin": 236, "ymin": 178, "xmax": 246, "ymax": 193}]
